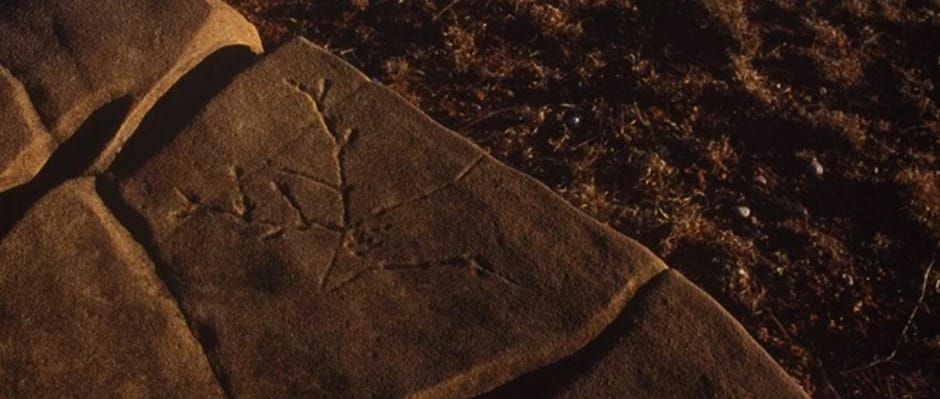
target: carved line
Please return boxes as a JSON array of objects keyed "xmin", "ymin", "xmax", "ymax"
[
  {"xmin": 230, "ymin": 166, "xmax": 254, "ymax": 222},
  {"xmin": 284, "ymin": 78, "xmax": 339, "ymax": 145},
  {"xmin": 270, "ymin": 180, "xmax": 342, "ymax": 233},
  {"xmin": 284, "ymin": 77, "xmax": 358, "ymax": 288},
  {"xmin": 283, "ymin": 77, "xmax": 511, "ymax": 294},
  {"xmin": 369, "ymin": 154, "xmax": 486, "ymax": 220},
  {"xmin": 382, "ymin": 254, "xmax": 520, "ymax": 287},
  {"xmin": 171, "ymin": 185, "xmax": 246, "ymax": 224},
  {"xmin": 275, "ymin": 168, "xmax": 341, "ymax": 193},
  {"xmin": 271, "ymin": 180, "xmax": 309, "ymax": 229},
  {"xmin": 328, "ymin": 253, "xmax": 520, "ymax": 292},
  {"xmin": 320, "ymin": 238, "xmax": 344, "ymax": 288}
]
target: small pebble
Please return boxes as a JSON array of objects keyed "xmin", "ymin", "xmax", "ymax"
[
  {"xmin": 807, "ymin": 158, "xmax": 825, "ymax": 177},
  {"xmin": 734, "ymin": 206, "xmax": 751, "ymax": 219},
  {"xmin": 842, "ymin": 273, "xmax": 854, "ymax": 286},
  {"xmin": 753, "ymin": 175, "xmax": 768, "ymax": 186},
  {"xmin": 925, "ymin": 336, "xmax": 940, "ymax": 353},
  {"xmin": 565, "ymin": 115, "xmax": 582, "ymax": 128}
]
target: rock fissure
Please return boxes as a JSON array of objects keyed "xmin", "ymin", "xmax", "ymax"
[
  {"xmin": 94, "ymin": 178, "xmax": 235, "ymax": 398},
  {"xmin": 0, "ymin": 97, "xmax": 131, "ymax": 240}
]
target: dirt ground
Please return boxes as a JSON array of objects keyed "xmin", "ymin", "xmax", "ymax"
[{"xmin": 227, "ymin": 1, "xmax": 940, "ymax": 397}]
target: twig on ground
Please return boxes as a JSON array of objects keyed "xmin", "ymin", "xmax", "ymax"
[
  {"xmin": 841, "ymin": 243, "xmax": 938, "ymax": 375},
  {"xmin": 808, "ymin": 341, "xmax": 843, "ymax": 399},
  {"xmin": 433, "ymin": 0, "xmax": 462, "ymax": 21},
  {"xmin": 459, "ymin": 106, "xmax": 519, "ymax": 130}
]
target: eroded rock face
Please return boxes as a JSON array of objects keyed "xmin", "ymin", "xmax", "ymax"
[
  {"xmin": 0, "ymin": 66, "xmax": 55, "ymax": 193},
  {"xmin": 0, "ymin": 179, "xmax": 223, "ymax": 398},
  {"xmin": 556, "ymin": 271, "xmax": 808, "ymax": 398},
  {"xmin": 485, "ymin": 270, "xmax": 808, "ymax": 398},
  {"xmin": 0, "ymin": 0, "xmax": 262, "ymax": 192},
  {"xmin": 107, "ymin": 38, "xmax": 669, "ymax": 398}
]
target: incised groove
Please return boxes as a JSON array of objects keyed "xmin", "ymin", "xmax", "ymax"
[
  {"xmin": 169, "ymin": 176, "xmax": 340, "ymax": 236},
  {"xmin": 368, "ymin": 154, "xmax": 487, "ymax": 220},
  {"xmin": 284, "ymin": 77, "xmax": 356, "ymax": 289},
  {"xmin": 275, "ymin": 168, "xmax": 341, "ymax": 193},
  {"xmin": 329, "ymin": 253, "xmax": 521, "ymax": 293},
  {"xmin": 272, "ymin": 180, "xmax": 311, "ymax": 230},
  {"xmin": 282, "ymin": 76, "xmax": 513, "ymax": 293}
]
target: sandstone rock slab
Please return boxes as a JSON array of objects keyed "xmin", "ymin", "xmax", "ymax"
[
  {"xmin": 107, "ymin": 38, "xmax": 668, "ymax": 398},
  {"xmin": 0, "ymin": 66, "xmax": 55, "ymax": 193},
  {"xmin": 485, "ymin": 270, "xmax": 809, "ymax": 398},
  {"xmin": 0, "ymin": 0, "xmax": 262, "ymax": 192},
  {"xmin": 0, "ymin": 179, "xmax": 223, "ymax": 398}
]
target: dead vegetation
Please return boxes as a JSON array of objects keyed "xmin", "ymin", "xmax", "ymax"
[{"xmin": 227, "ymin": 0, "xmax": 940, "ymax": 397}]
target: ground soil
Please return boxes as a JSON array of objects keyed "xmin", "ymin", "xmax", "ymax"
[{"xmin": 227, "ymin": 1, "xmax": 940, "ymax": 397}]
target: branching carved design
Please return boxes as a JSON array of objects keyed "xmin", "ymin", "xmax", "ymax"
[{"xmin": 163, "ymin": 77, "xmax": 518, "ymax": 292}]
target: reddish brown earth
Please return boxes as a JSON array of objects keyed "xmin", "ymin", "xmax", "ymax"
[{"xmin": 227, "ymin": 1, "xmax": 940, "ymax": 397}]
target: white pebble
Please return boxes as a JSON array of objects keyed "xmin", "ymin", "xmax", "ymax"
[{"xmin": 808, "ymin": 158, "xmax": 825, "ymax": 177}]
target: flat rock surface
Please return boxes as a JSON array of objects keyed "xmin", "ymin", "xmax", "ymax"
[
  {"xmin": 0, "ymin": 66, "xmax": 55, "ymax": 193},
  {"xmin": 107, "ymin": 38, "xmax": 669, "ymax": 398},
  {"xmin": 485, "ymin": 270, "xmax": 808, "ymax": 398},
  {"xmin": 0, "ymin": 0, "xmax": 262, "ymax": 189},
  {"xmin": 0, "ymin": 179, "xmax": 222, "ymax": 398},
  {"xmin": 555, "ymin": 270, "xmax": 808, "ymax": 398}
]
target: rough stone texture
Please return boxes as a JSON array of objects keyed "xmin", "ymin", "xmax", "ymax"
[
  {"xmin": 555, "ymin": 270, "xmax": 808, "ymax": 398},
  {"xmin": 0, "ymin": 178, "xmax": 223, "ymax": 398},
  {"xmin": 485, "ymin": 270, "xmax": 809, "ymax": 398},
  {"xmin": 108, "ymin": 37, "xmax": 669, "ymax": 398},
  {"xmin": 0, "ymin": 65, "xmax": 55, "ymax": 193},
  {"xmin": 0, "ymin": 0, "xmax": 263, "ymax": 186}
]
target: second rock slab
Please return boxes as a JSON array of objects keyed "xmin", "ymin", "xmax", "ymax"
[{"xmin": 107, "ymin": 38, "xmax": 667, "ymax": 398}]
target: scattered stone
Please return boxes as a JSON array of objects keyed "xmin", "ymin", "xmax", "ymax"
[
  {"xmin": 754, "ymin": 174, "xmax": 768, "ymax": 186},
  {"xmin": 842, "ymin": 273, "xmax": 855, "ymax": 287},
  {"xmin": 807, "ymin": 157, "xmax": 825, "ymax": 177},
  {"xmin": 565, "ymin": 114, "xmax": 582, "ymax": 128},
  {"xmin": 795, "ymin": 203, "xmax": 810, "ymax": 217},
  {"xmin": 0, "ymin": 179, "xmax": 223, "ymax": 398},
  {"xmin": 734, "ymin": 205, "xmax": 752, "ymax": 219}
]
